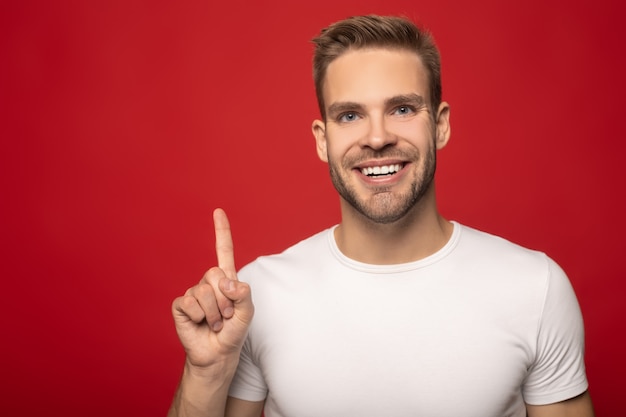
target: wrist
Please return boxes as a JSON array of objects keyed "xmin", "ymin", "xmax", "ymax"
[
  {"xmin": 183, "ymin": 353, "xmax": 240, "ymax": 383},
  {"xmin": 171, "ymin": 357, "xmax": 240, "ymax": 417}
]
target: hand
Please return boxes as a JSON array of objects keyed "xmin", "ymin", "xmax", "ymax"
[{"xmin": 171, "ymin": 208, "xmax": 254, "ymax": 369}]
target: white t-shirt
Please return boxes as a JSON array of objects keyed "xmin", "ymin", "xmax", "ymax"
[{"xmin": 229, "ymin": 222, "xmax": 588, "ymax": 417}]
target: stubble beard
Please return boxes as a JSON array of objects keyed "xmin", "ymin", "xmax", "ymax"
[{"xmin": 328, "ymin": 143, "xmax": 437, "ymax": 225}]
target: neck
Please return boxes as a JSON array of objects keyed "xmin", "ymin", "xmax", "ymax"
[{"xmin": 334, "ymin": 188, "xmax": 453, "ymax": 265}]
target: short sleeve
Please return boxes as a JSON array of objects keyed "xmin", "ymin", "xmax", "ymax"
[
  {"xmin": 522, "ymin": 256, "xmax": 589, "ymax": 404},
  {"xmin": 228, "ymin": 337, "xmax": 268, "ymax": 402}
]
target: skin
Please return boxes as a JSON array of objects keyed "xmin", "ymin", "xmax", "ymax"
[
  {"xmin": 168, "ymin": 209, "xmax": 262, "ymax": 417},
  {"xmin": 312, "ymin": 48, "xmax": 453, "ymax": 265},
  {"xmin": 168, "ymin": 47, "xmax": 594, "ymax": 417}
]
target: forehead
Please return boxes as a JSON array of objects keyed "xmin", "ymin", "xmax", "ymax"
[{"xmin": 322, "ymin": 48, "xmax": 429, "ymax": 107}]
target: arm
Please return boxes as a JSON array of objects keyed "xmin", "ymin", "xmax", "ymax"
[
  {"xmin": 526, "ymin": 391, "xmax": 594, "ymax": 417},
  {"xmin": 168, "ymin": 360, "xmax": 236, "ymax": 417},
  {"xmin": 169, "ymin": 371, "xmax": 264, "ymax": 417},
  {"xmin": 523, "ymin": 259, "xmax": 591, "ymax": 414},
  {"xmin": 224, "ymin": 397, "xmax": 265, "ymax": 417},
  {"xmin": 168, "ymin": 209, "xmax": 257, "ymax": 417}
]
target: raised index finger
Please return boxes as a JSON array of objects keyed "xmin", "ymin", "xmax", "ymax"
[{"xmin": 213, "ymin": 208, "xmax": 237, "ymax": 280}]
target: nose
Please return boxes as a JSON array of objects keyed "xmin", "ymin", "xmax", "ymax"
[{"xmin": 359, "ymin": 113, "xmax": 397, "ymax": 150}]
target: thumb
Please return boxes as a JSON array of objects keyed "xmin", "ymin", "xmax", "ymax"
[{"xmin": 220, "ymin": 278, "xmax": 254, "ymax": 322}]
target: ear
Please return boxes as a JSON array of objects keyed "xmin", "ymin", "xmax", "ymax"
[
  {"xmin": 312, "ymin": 119, "xmax": 328, "ymax": 162},
  {"xmin": 435, "ymin": 102, "xmax": 451, "ymax": 150}
]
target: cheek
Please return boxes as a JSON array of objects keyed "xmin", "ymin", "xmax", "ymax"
[
  {"xmin": 392, "ymin": 119, "xmax": 432, "ymax": 145},
  {"xmin": 325, "ymin": 125, "xmax": 366, "ymax": 156}
]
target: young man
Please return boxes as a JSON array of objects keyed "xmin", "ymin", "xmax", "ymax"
[{"xmin": 169, "ymin": 15, "xmax": 594, "ymax": 417}]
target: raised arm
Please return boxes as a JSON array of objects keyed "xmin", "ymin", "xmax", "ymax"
[{"xmin": 168, "ymin": 209, "xmax": 258, "ymax": 417}]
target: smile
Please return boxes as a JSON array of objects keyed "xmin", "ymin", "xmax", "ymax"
[{"xmin": 360, "ymin": 163, "xmax": 403, "ymax": 177}]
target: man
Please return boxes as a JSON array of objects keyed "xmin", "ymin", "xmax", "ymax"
[{"xmin": 169, "ymin": 15, "xmax": 594, "ymax": 417}]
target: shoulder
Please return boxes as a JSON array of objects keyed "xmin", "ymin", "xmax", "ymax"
[
  {"xmin": 237, "ymin": 227, "xmax": 334, "ymax": 284},
  {"xmin": 455, "ymin": 223, "xmax": 555, "ymax": 271},
  {"xmin": 449, "ymin": 223, "xmax": 572, "ymax": 305},
  {"xmin": 456, "ymin": 223, "xmax": 538, "ymax": 254}
]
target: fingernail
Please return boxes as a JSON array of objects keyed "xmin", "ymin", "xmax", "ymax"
[
  {"xmin": 212, "ymin": 321, "xmax": 223, "ymax": 332},
  {"xmin": 225, "ymin": 279, "xmax": 234, "ymax": 291},
  {"xmin": 223, "ymin": 307, "xmax": 234, "ymax": 318}
]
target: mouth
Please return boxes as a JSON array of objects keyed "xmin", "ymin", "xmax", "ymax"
[{"xmin": 359, "ymin": 163, "xmax": 405, "ymax": 178}]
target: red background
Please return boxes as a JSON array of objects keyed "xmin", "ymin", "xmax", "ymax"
[{"xmin": 1, "ymin": 0, "xmax": 624, "ymax": 415}]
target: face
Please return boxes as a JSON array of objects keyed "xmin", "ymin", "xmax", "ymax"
[{"xmin": 312, "ymin": 48, "xmax": 450, "ymax": 224}]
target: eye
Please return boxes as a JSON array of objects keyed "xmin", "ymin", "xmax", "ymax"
[
  {"xmin": 393, "ymin": 105, "xmax": 415, "ymax": 116},
  {"xmin": 338, "ymin": 112, "xmax": 360, "ymax": 123}
]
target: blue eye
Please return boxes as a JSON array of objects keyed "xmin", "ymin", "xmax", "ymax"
[
  {"xmin": 394, "ymin": 106, "xmax": 414, "ymax": 115},
  {"xmin": 338, "ymin": 112, "xmax": 360, "ymax": 123}
]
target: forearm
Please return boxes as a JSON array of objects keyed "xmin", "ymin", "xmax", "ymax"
[{"xmin": 168, "ymin": 358, "xmax": 239, "ymax": 417}]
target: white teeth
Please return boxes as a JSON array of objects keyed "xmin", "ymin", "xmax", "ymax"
[{"xmin": 361, "ymin": 164, "xmax": 402, "ymax": 176}]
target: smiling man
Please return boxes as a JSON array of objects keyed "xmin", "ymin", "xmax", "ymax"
[{"xmin": 169, "ymin": 15, "xmax": 594, "ymax": 417}]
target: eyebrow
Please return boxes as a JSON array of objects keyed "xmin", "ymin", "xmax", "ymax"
[
  {"xmin": 385, "ymin": 93, "xmax": 426, "ymax": 108},
  {"xmin": 326, "ymin": 93, "xmax": 427, "ymax": 118},
  {"xmin": 326, "ymin": 101, "xmax": 364, "ymax": 118}
]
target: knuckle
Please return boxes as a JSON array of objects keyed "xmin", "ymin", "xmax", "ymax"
[
  {"xmin": 178, "ymin": 295, "xmax": 198, "ymax": 314},
  {"xmin": 195, "ymin": 282, "xmax": 216, "ymax": 300},
  {"xmin": 180, "ymin": 294, "xmax": 196, "ymax": 308},
  {"xmin": 203, "ymin": 267, "xmax": 225, "ymax": 283},
  {"xmin": 171, "ymin": 296, "xmax": 184, "ymax": 311}
]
